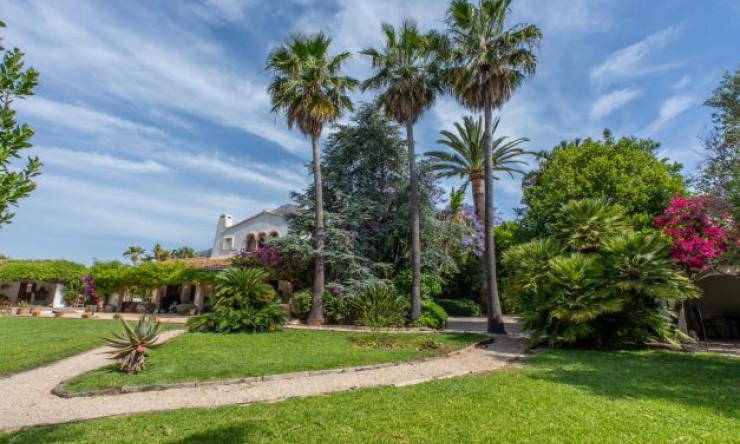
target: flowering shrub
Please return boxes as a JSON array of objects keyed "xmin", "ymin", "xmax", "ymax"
[
  {"xmin": 83, "ymin": 273, "xmax": 100, "ymax": 304},
  {"xmin": 654, "ymin": 195, "xmax": 737, "ymax": 277}
]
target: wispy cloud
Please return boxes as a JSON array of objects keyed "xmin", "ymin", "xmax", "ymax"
[
  {"xmin": 590, "ymin": 88, "xmax": 642, "ymax": 120},
  {"xmin": 672, "ymin": 75, "xmax": 690, "ymax": 90},
  {"xmin": 590, "ymin": 26, "xmax": 680, "ymax": 85},
  {"xmin": 647, "ymin": 94, "xmax": 695, "ymax": 134},
  {"xmin": 5, "ymin": 0, "xmax": 307, "ymax": 155},
  {"xmin": 35, "ymin": 147, "xmax": 170, "ymax": 175}
]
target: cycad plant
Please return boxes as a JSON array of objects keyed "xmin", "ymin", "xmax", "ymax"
[
  {"xmin": 267, "ymin": 33, "xmax": 357, "ymax": 325},
  {"xmin": 503, "ymin": 198, "xmax": 700, "ymax": 348},
  {"xmin": 552, "ymin": 198, "xmax": 631, "ymax": 253},
  {"xmin": 106, "ymin": 316, "xmax": 168, "ymax": 373},
  {"xmin": 187, "ymin": 267, "xmax": 286, "ymax": 333},
  {"xmin": 444, "ymin": 0, "xmax": 543, "ymax": 334},
  {"xmin": 361, "ymin": 19, "xmax": 443, "ymax": 322}
]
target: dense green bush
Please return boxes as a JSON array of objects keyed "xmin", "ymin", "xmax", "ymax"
[
  {"xmin": 351, "ymin": 283, "xmax": 408, "ymax": 328},
  {"xmin": 435, "ymin": 299, "xmax": 481, "ymax": 317},
  {"xmin": 417, "ymin": 300, "xmax": 448, "ymax": 330},
  {"xmin": 504, "ymin": 199, "xmax": 699, "ymax": 349},
  {"xmin": 393, "ymin": 269, "xmax": 444, "ymax": 300},
  {"xmin": 290, "ymin": 289, "xmax": 312, "ymax": 320},
  {"xmin": 187, "ymin": 268, "xmax": 286, "ymax": 333}
]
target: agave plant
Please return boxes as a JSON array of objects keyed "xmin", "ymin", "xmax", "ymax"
[{"xmin": 106, "ymin": 316, "xmax": 167, "ymax": 373}]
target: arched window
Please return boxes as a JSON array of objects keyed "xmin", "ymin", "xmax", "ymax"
[
  {"xmin": 245, "ymin": 234, "xmax": 257, "ymax": 252},
  {"xmin": 270, "ymin": 231, "xmax": 279, "ymax": 238},
  {"xmin": 258, "ymin": 232, "xmax": 267, "ymax": 248}
]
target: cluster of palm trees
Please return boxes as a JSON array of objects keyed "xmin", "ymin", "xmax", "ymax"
[
  {"xmin": 123, "ymin": 244, "xmax": 196, "ymax": 265},
  {"xmin": 266, "ymin": 0, "xmax": 542, "ymax": 333}
]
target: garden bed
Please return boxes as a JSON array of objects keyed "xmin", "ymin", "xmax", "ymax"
[{"xmin": 60, "ymin": 330, "xmax": 482, "ymax": 394}]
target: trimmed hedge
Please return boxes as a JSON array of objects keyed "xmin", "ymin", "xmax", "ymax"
[
  {"xmin": 417, "ymin": 300, "xmax": 448, "ymax": 330},
  {"xmin": 435, "ymin": 299, "xmax": 481, "ymax": 317}
]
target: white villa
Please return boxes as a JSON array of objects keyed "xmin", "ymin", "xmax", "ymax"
[{"xmin": 209, "ymin": 204, "xmax": 294, "ymax": 258}]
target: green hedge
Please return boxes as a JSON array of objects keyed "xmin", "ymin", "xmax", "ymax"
[
  {"xmin": 417, "ymin": 300, "xmax": 448, "ymax": 330},
  {"xmin": 0, "ymin": 260, "xmax": 87, "ymax": 283},
  {"xmin": 435, "ymin": 299, "xmax": 481, "ymax": 317}
]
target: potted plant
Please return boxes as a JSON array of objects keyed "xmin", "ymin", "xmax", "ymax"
[
  {"xmin": 31, "ymin": 306, "xmax": 42, "ymax": 317},
  {"xmin": 16, "ymin": 301, "xmax": 30, "ymax": 315}
]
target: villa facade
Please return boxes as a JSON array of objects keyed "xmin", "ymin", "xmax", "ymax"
[{"xmin": 209, "ymin": 204, "xmax": 294, "ymax": 259}]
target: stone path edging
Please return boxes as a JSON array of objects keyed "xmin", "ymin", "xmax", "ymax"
[
  {"xmin": 0, "ymin": 331, "xmax": 526, "ymax": 432},
  {"xmin": 52, "ymin": 339, "xmax": 491, "ymax": 398}
]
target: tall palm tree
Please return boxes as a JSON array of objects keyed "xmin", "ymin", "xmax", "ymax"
[
  {"xmin": 360, "ymin": 20, "xmax": 443, "ymax": 322},
  {"xmin": 267, "ymin": 33, "xmax": 357, "ymax": 325},
  {"xmin": 152, "ymin": 243, "xmax": 170, "ymax": 262},
  {"xmin": 123, "ymin": 246, "xmax": 145, "ymax": 265},
  {"xmin": 172, "ymin": 246, "xmax": 196, "ymax": 259},
  {"xmin": 427, "ymin": 115, "xmax": 528, "ymax": 224},
  {"xmin": 445, "ymin": 0, "xmax": 542, "ymax": 334}
]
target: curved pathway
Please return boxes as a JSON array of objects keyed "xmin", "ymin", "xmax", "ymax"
[{"xmin": 0, "ymin": 329, "xmax": 526, "ymax": 432}]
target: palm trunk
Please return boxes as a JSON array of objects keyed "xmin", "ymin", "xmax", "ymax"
[
  {"xmin": 407, "ymin": 122, "xmax": 422, "ymax": 322},
  {"xmin": 483, "ymin": 107, "xmax": 506, "ymax": 334},
  {"xmin": 471, "ymin": 176, "xmax": 488, "ymax": 312},
  {"xmin": 308, "ymin": 133, "xmax": 325, "ymax": 325}
]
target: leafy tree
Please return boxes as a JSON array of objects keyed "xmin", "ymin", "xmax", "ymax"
[
  {"xmin": 267, "ymin": 33, "xmax": 357, "ymax": 325},
  {"xmin": 519, "ymin": 130, "xmax": 686, "ymax": 237},
  {"xmin": 0, "ymin": 20, "xmax": 41, "ymax": 226},
  {"xmin": 361, "ymin": 20, "xmax": 443, "ymax": 322},
  {"xmin": 694, "ymin": 68, "xmax": 739, "ymax": 214},
  {"xmin": 427, "ymin": 115, "xmax": 528, "ymax": 223},
  {"xmin": 444, "ymin": 0, "xmax": 542, "ymax": 333},
  {"xmin": 123, "ymin": 246, "xmax": 146, "ymax": 265},
  {"xmin": 280, "ymin": 104, "xmax": 454, "ymax": 286},
  {"xmin": 504, "ymin": 199, "xmax": 698, "ymax": 348}
]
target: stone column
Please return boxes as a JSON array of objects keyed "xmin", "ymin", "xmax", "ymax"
[{"xmin": 193, "ymin": 286, "xmax": 204, "ymax": 312}]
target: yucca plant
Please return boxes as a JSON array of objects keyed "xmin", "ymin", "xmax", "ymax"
[{"xmin": 106, "ymin": 316, "xmax": 168, "ymax": 373}]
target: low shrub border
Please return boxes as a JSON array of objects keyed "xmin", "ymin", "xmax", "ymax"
[{"xmin": 436, "ymin": 299, "xmax": 481, "ymax": 317}]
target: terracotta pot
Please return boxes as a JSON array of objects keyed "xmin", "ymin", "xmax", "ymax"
[
  {"xmin": 53, "ymin": 311, "xmax": 64, "ymax": 318},
  {"xmin": 17, "ymin": 307, "xmax": 30, "ymax": 316}
]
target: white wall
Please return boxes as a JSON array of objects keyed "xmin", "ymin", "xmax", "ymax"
[{"xmin": 211, "ymin": 212, "xmax": 289, "ymax": 258}]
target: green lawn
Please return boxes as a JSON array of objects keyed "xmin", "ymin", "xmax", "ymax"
[
  {"xmin": 64, "ymin": 330, "xmax": 482, "ymax": 393},
  {"xmin": 0, "ymin": 317, "xmax": 151, "ymax": 376},
  {"xmin": 2, "ymin": 350, "xmax": 737, "ymax": 443}
]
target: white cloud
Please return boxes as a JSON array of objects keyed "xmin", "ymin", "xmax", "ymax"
[
  {"xmin": 4, "ymin": 0, "xmax": 307, "ymax": 155},
  {"xmin": 647, "ymin": 94, "xmax": 695, "ymax": 134},
  {"xmin": 17, "ymin": 97, "xmax": 165, "ymax": 139},
  {"xmin": 590, "ymin": 26, "xmax": 680, "ymax": 85},
  {"xmin": 35, "ymin": 147, "xmax": 170, "ymax": 175},
  {"xmin": 590, "ymin": 88, "xmax": 642, "ymax": 120},
  {"xmin": 672, "ymin": 75, "xmax": 691, "ymax": 90}
]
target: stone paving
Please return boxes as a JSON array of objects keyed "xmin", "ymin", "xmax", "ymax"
[{"xmin": 0, "ymin": 328, "xmax": 526, "ymax": 432}]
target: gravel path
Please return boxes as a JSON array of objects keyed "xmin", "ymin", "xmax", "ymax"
[{"xmin": 0, "ymin": 330, "xmax": 526, "ymax": 432}]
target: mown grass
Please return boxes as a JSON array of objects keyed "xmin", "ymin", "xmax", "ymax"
[
  {"xmin": 64, "ymin": 330, "xmax": 482, "ymax": 393},
  {"xmin": 0, "ymin": 317, "xmax": 153, "ymax": 376},
  {"xmin": 2, "ymin": 350, "xmax": 737, "ymax": 443}
]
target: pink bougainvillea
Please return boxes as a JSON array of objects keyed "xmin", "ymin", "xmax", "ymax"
[{"xmin": 655, "ymin": 195, "xmax": 737, "ymax": 277}]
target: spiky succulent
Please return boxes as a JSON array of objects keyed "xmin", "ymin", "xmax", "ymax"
[{"xmin": 106, "ymin": 316, "xmax": 167, "ymax": 373}]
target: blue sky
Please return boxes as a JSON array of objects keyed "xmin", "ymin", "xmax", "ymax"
[{"xmin": 1, "ymin": 0, "xmax": 738, "ymax": 264}]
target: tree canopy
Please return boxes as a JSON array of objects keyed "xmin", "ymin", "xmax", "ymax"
[
  {"xmin": 0, "ymin": 20, "xmax": 41, "ymax": 226},
  {"xmin": 519, "ymin": 130, "xmax": 686, "ymax": 237},
  {"xmin": 694, "ymin": 68, "xmax": 739, "ymax": 214}
]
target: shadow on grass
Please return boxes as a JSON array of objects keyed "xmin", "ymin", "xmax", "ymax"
[{"xmin": 528, "ymin": 349, "xmax": 740, "ymax": 418}]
